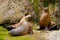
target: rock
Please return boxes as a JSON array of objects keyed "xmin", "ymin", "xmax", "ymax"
[{"xmin": 0, "ymin": 0, "xmax": 32, "ymax": 24}]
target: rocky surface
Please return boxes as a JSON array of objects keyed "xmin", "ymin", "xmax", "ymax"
[
  {"xmin": 31, "ymin": 30, "xmax": 60, "ymax": 40},
  {"xmin": 0, "ymin": 0, "xmax": 31, "ymax": 24}
]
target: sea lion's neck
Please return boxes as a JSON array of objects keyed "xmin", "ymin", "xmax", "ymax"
[{"xmin": 43, "ymin": 11, "xmax": 50, "ymax": 15}]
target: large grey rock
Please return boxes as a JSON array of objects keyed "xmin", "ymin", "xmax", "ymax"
[{"xmin": 0, "ymin": 0, "xmax": 31, "ymax": 24}]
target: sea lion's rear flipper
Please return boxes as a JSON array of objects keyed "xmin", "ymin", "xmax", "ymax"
[
  {"xmin": 5, "ymin": 26, "xmax": 14, "ymax": 31},
  {"xmin": 50, "ymin": 24, "xmax": 59, "ymax": 30}
]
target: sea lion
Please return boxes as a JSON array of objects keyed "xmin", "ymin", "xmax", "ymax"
[
  {"xmin": 9, "ymin": 15, "xmax": 34, "ymax": 36},
  {"xmin": 39, "ymin": 7, "xmax": 51, "ymax": 30}
]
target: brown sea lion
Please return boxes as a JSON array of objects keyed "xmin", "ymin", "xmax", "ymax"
[{"xmin": 39, "ymin": 7, "xmax": 51, "ymax": 30}]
